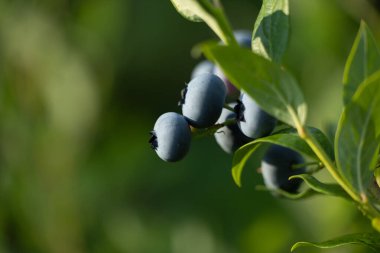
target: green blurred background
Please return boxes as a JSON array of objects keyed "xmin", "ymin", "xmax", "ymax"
[{"xmin": 0, "ymin": 0, "xmax": 379, "ymax": 252}]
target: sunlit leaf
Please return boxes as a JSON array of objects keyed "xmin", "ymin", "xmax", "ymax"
[
  {"xmin": 169, "ymin": 0, "xmax": 204, "ymax": 22},
  {"xmin": 353, "ymin": 71, "xmax": 380, "ymax": 136},
  {"xmin": 335, "ymin": 71, "xmax": 380, "ymax": 197},
  {"xmin": 291, "ymin": 233, "xmax": 380, "ymax": 252},
  {"xmin": 252, "ymin": 0, "xmax": 289, "ymax": 63},
  {"xmin": 343, "ymin": 21, "xmax": 380, "ymax": 105}
]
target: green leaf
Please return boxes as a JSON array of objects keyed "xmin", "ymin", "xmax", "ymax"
[
  {"xmin": 252, "ymin": 0, "xmax": 289, "ymax": 63},
  {"xmin": 202, "ymin": 44, "xmax": 306, "ymax": 128},
  {"xmin": 307, "ymin": 127, "xmax": 335, "ymax": 161},
  {"xmin": 335, "ymin": 71, "xmax": 380, "ymax": 197},
  {"xmin": 289, "ymin": 174, "xmax": 350, "ymax": 200},
  {"xmin": 291, "ymin": 233, "xmax": 380, "ymax": 252},
  {"xmin": 354, "ymin": 71, "xmax": 380, "ymax": 136},
  {"xmin": 232, "ymin": 142, "xmax": 262, "ymax": 187},
  {"xmin": 231, "ymin": 127, "xmax": 332, "ymax": 187},
  {"xmin": 343, "ymin": 21, "xmax": 380, "ymax": 105},
  {"xmin": 169, "ymin": 0, "xmax": 204, "ymax": 22}
]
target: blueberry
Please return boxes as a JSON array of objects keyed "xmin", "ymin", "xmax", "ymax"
[
  {"xmin": 191, "ymin": 60, "xmax": 214, "ymax": 79},
  {"xmin": 235, "ymin": 92, "xmax": 276, "ymax": 139},
  {"xmin": 181, "ymin": 73, "xmax": 227, "ymax": 128},
  {"xmin": 149, "ymin": 112, "xmax": 191, "ymax": 162},
  {"xmin": 214, "ymin": 104, "xmax": 253, "ymax": 154},
  {"xmin": 233, "ymin": 30, "xmax": 252, "ymax": 48},
  {"xmin": 261, "ymin": 145, "xmax": 305, "ymax": 193}
]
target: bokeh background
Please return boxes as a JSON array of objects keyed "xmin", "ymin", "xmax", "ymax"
[{"xmin": 0, "ymin": 0, "xmax": 379, "ymax": 252}]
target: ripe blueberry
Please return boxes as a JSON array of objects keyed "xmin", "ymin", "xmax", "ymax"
[
  {"xmin": 149, "ymin": 112, "xmax": 191, "ymax": 162},
  {"xmin": 214, "ymin": 104, "xmax": 253, "ymax": 154},
  {"xmin": 191, "ymin": 60, "xmax": 214, "ymax": 79},
  {"xmin": 235, "ymin": 92, "xmax": 276, "ymax": 139},
  {"xmin": 180, "ymin": 73, "xmax": 227, "ymax": 128},
  {"xmin": 261, "ymin": 145, "xmax": 305, "ymax": 193}
]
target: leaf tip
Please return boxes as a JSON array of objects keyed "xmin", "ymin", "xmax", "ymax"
[
  {"xmin": 291, "ymin": 242, "xmax": 308, "ymax": 252},
  {"xmin": 290, "ymin": 242, "xmax": 299, "ymax": 252},
  {"xmin": 232, "ymin": 171, "xmax": 242, "ymax": 188},
  {"xmin": 288, "ymin": 175, "xmax": 300, "ymax": 181}
]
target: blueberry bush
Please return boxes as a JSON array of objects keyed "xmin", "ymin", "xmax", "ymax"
[{"xmin": 150, "ymin": 0, "xmax": 380, "ymax": 251}]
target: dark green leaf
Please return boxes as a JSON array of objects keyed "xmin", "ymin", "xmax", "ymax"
[
  {"xmin": 343, "ymin": 21, "xmax": 380, "ymax": 105},
  {"xmin": 252, "ymin": 0, "xmax": 289, "ymax": 63},
  {"xmin": 232, "ymin": 142, "xmax": 261, "ymax": 187},
  {"xmin": 307, "ymin": 127, "xmax": 335, "ymax": 161},
  {"xmin": 353, "ymin": 71, "xmax": 380, "ymax": 136},
  {"xmin": 202, "ymin": 44, "xmax": 306, "ymax": 128},
  {"xmin": 289, "ymin": 174, "xmax": 350, "ymax": 200},
  {"xmin": 291, "ymin": 233, "xmax": 380, "ymax": 252},
  {"xmin": 335, "ymin": 71, "xmax": 380, "ymax": 197},
  {"xmin": 231, "ymin": 127, "xmax": 332, "ymax": 187}
]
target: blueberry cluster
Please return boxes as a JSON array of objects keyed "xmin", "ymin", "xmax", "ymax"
[
  {"xmin": 149, "ymin": 72, "xmax": 228, "ymax": 162},
  {"xmin": 149, "ymin": 30, "xmax": 305, "ymax": 194},
  {"xmin": 191, "ymin": 30, "xmax": 252, "ymax": 101}
]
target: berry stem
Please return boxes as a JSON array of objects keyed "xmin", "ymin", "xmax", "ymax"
[
  {"xmin": 291, "ymin": 161, "xmax": 322, "ymax": 170},
  {"xmin": 306, "ymin": 163, "xmax": 324, "ymax": 174},
  {"xmin": 223, "ymin": 104, "xmax": 235, "ymax": 112},
  {"xmin": 191, "ymin": 118, "xmax": 237, "ymax": 138}
]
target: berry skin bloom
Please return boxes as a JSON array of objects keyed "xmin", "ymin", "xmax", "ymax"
[
  {"xmin": 235, "ymin": 92, "xmax": 277, "ymax": 139},
  {"xmin": 149, "ymin": 112, "xmax": 191, "ymax": 162},
  {"xmin": 191, "ymin": 60, "xmax": 214, "ymax": 79},
  {"xmin": 181, "ymin": 73, "xmax": 227, "ymax": 128}
]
